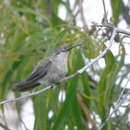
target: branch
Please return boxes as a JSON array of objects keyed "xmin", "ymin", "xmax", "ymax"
[
  {"xmin": 69, "ymin": 0, "xmax": 80, "ymax": 25},
  {"xmin": 93, "ymin": 23, "xmax": 130, "ymax": 35},
  {"xmin": 79, "ymin": 0, "xmax": 88, "ymax": 32},
  {"xmin": 122, "ymin": 2, "xmax": 130, "ymax": 24},
  {"xmin": 18, "ymin": 115, "xmax": 29, "ymax": 130},
  {"xmin": 102, "ymin": 0, "xmax": 108, "ymax": 24},
  {"xmin": 0, "ymin": 122, "xmax": 12, "ymax": 130},
  {"xmin": 0, "ymin": 86, "xmax": 52, "ymax": 105},
  {"xmin": 0, "ymin": 28, "xmax": 117, "ymax": 105}
]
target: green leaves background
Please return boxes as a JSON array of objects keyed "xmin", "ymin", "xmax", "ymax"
[{"xmin": 0, "ymin": 0, "xmax": 129, "ymax": 130}]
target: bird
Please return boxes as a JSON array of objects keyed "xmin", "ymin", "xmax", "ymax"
[{"xmin": 15, "ymin": 45, "xmax": 79, "ymax": 91}]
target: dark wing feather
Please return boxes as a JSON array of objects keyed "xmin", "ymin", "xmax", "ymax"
[
  {"xmin": 15, "ymin": 82, "xmax": 40, "ymax": 91},
  {"xmin": 15, "ymin": 60, "xmax": 51, "ymax": 91}
]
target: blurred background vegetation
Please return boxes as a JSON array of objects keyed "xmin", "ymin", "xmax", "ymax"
[{"xmin": 0, "ymin": 0, "xmax": 130, "ymax": 130}]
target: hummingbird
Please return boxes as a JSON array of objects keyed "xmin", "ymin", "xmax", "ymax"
[{"xmin": 15, "ymin": 45, "xmax": 79, "ymax": 91}]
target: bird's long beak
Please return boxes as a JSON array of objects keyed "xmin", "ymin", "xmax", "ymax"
[{"xmin": 63, "ymin": 44, "xmax": 81, "ymax": 52}]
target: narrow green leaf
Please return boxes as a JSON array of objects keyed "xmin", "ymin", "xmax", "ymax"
[{"xmin": 111, "ymin": 0, "xmax": 123, "ymax": 25}]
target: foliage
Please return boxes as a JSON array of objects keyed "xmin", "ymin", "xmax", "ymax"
[{"xmin": 0, "ymin": 0, "xmax": 129, "ymax": 130}]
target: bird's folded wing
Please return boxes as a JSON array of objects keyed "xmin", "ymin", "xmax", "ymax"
[{"xmin": 15, "ymin": 59, "xmax": 51, "ymax": 91}]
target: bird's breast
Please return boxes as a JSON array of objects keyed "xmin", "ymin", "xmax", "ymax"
[{"xmin": 53, "ymin": 52, "xmax": 68, "ymax": 75}]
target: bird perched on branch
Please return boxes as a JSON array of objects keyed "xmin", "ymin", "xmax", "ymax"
[{"xmin": 15, "ymin": 45, "xmax": 79, "ymax": 91}]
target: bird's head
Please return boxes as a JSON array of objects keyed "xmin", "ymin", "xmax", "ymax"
[{"xmin": 52, "ymin": 44, "xmax": 81, "ymax": 56}]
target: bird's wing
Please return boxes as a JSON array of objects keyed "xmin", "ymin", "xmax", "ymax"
[
  {"xmin": 26, "ymin": 61, "xmax": 51, "ymax": 81},
  {"xmin": 15, "ymin": 59, "xmax": 51, "ymax": 91}
]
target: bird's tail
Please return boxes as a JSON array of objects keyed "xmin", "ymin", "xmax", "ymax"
[{"xmin": 14, "ymin": 81, "xmax": 40, "ymax": 92}]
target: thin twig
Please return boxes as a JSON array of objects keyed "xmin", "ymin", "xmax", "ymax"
[
  {"xmin": 99, "ymin": 75, "xmax": 130, "ymax": 129},
  {"xmin": 0, "ymin": 122, "xmax": 12, "ymax": 130},
  {"xmin": 93, "ymin": 23, "xmax": 130, "ymax": 35},
  {"xmin": 19, "ymin": 115, "xmax": 29, "ymax": 130},
  {"xmin": 79, "ymin": 0, "xmax": 88, "ymax": 32},
  {"xmin": 69, "ymin": 0, "xmax": 80, "ymax": 25},
  {"xmin": 102, "ymin": 0, "xmax": 107, "ymax": 18},
  {"xmin": 0, "ymin": 86, "xmax": 52, "ymax": 105},
  {"xmin": 102, "ymin": 0, "xmax": 108, "ymax": 23}
]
